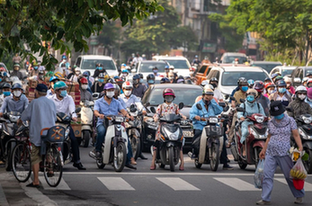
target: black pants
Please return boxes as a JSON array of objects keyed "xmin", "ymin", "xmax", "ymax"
[
  {"xmin": 69, "ymin": 126, "xmax": 80, "ymax": 163},
  {"xmin": 220, "ymin": 126, "xmax": 228, "ymax": 165},
  {"xmin": 192, "ymin": 129, "xmax": 202, "ymax": 156}
]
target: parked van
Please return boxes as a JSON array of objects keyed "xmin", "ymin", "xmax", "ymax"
[{"xmin": 152, "ymin": 55, "xmax": 191, "ymax": 76}]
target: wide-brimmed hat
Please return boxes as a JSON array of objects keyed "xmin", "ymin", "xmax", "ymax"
[{"xmin": 270, "ymin": 101, "xmax": 285, "ymax": 116}]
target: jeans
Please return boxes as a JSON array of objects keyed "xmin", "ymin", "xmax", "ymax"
[
  {"xmin": 127, "ymin": 138, "xmax": 133, "ymax": 164},
  {"xmin": 192, "ymin": 129, "xmax": 203, "ymax": 156},
  {"xmin": 95, "ymin": 124, "xmax": 106, "ymax": 152},
  {"xmin": 69, "ymin": 126, "xmax": 81, "ymax": 164}
]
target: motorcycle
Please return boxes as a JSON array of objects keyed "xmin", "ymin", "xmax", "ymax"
[
  {"xmin": 150, "ymin": 103, "xmax": 184, "ymax": 172},
  {"xmin": 191, "ymin": 103, "xmax": 225, "ymax": 171},
  {"xmin": 0, "ymin": 111, "xmax": 21, "ymax": 171},
  {"xmin": 80, "ymin": 100, "xmax": 94, "ymax": 147},
  {"xmin": 95, "ymin": 115, "xmax": 129, "ymax": 172},
  {"xmin": 231, "ymin": 108, "xmax": 268, "ymax": 169},
  {"xmin": 125, "ymin": 103, "xmax": 143, "ymax": 160}
]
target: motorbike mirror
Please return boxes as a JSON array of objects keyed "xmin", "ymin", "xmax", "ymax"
[
  {"xmin": 223, "ymin": 106, "xmax": 229, "ymax": 112},
  {"xmin": 196, "ymin": 103, "xmax": 202, "ymax": 110},
  {"xmin": 178, "ymin": 102, "xmax": 184, "ymax": 110},
  {"xmin": 285, "ymin": 106, "xmax": 293, "ymax": 112},
  {"xmin": 150, "ymin": 107, "xmax": 156, "ymax": 113},
  {"xmin": 229, "ymin": 96, "xmax": 236, "ymax": 101},
  {"xmin": 75, "ymin": 108, "xmax": 81, "ymax": 113},
  {"xmin": 224, "ymin": 94, "xmax": 229, "ymax": 100},
  {"xmin": 236, "ymin": 107, "xmax": 244, "ymax": 112},
  {"xmin": 219, "ymin": 102, "xmax": 226, "ymax": 107},
  {"xmin": 145, "ymin": 102, "xmax": 150, "ymax": 107},
  {"xmin": 240, "ymin": 98, "xmax": 245, "ymax": 103}
]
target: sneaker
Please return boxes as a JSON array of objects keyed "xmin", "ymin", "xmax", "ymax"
[
  {"xmin": 89, "ymin": 150, "xmax": 101, "ymax": 160},
  {"xmin": 223, "ymin": 164, "xmax": 234, "ymax": 170},
  {"xmin": 256, "ymin": 200, "xmax": 271, "ymax": 205},
  {"xmin": 294, "ymin": 197, "xmax": 303, "ymax": 204},
  {"xmin": 188, "ymin": 152, "xmax": 198, "ymax": 159}
]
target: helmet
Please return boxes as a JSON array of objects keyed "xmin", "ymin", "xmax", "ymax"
[
  {"xmin": 186, "ymin": 79, "xmax": 192, "ymax": 84},
  {"xmin": 98, "ymin": 73, "xmax": 105, "ymax": 78},
  {"xmin": 296, "ymin": 85, "xmax": 307, "ymax": 93},
  {"xmin": 302, "ymin": 77, "xmax": 309, "ymax": 83},
  {"xmin": 121, "ymin": 63, "xmax": 126, "ymax": 67},
  {"xmin": 45, "ymin": 71, "xmax": 54, "ymax": 77},
  {"xmin": 107, "ymin": 78, "xmax": 115, "ymax": 84},
  {"xmin": 39, "ymin": 70, "xmax": 44, "ymax": 75},
  {"xmin": 122, "ymin": 69, "xmax": 129, "ymax": 74},
  {"xmin": 113, "ymin": 84, "xmax": 120, "ymax": 93},
  {"xmin": 210, "ymin": 77, "xmax": 218, "ymax": 83},
  {"xmin": 204, "ymin": 84, "xmax": 214, "ymax": 91},
  {"xmin": 104, "ymin": 83, "xmax": 114, "ymax": 90},
  {"xmin": 165, "ymin": 65, "xmax": 169, "ymax": 69},
  {"xmin": 80, "ymin": 77, "xmax": 88, "ymax": 84},
  {"xmin": 53, "ymin": 81, "xmax": 67, "ymax": 90},
  {"xmin": 247, "ymin": 79, "xmax": 254, "ymax": 87},
  {"xmin": 308, "ymin": 88, "xmax": 312, "ymax": 99},
  {"xmin": 276, "ymin": 80, "xmax": 286, "ymax": 87},
  {"xmin": 246, "ymin": 89, "xmax": 258, "ymax": 97},
  {"xmin": 201, "ymin": 80, "xmax": 210, "ymax": 87},
  {"xmin": 265, "ymin": 83, "xmax": 275, "ymax": 89},
  {"xmin": 122, "ymin": 81, "xmax": 133, "ymax": 89},
  {"xmin": 49, "ymin": 76, "xmax": 59, "ymax": 82},
  {"xmin": 195, "ymin": 55, "xmax": 199, "ymax": 58},
  {"xmin": 254, "ymin": 81, "xmax": 264, "ymax": 93},
  {"xmin": 203, "ymin": 88, "xmax": 214, "ymax": 95},
  {"xmin": 160, "ymin": 77, "xmax": 170, "ymax": 84},
  {"xmin": 147, "ymin": 74, "xmax": 155, "ymax": 80},
  {"xmin": 104, "ymin": 73, "xmax": 109, "ymax": 81},
  {"xmin": 271, "ymin": 73, "xmax": 278, "ymax": 79},
  {"xmin": 264, "ymin": 77, "xmax": 271, "ymax": 82},
  {"xmin": 133, "ymin": 74, "xmax": 140, "ymax": 80},
  {"xmin": 237, "ymin": 77, "xmax": 248, "ymax": 86},
  {"xmin": 138, "ymin": 73, "xmax": 143, "ymax": 79},
  {"xmin": 153, "ymin": 66, "xmax": 158, "ymax": 70},
  {"xmin": 12, "ymin": 83, "xmax": 23, "ymax": 90},
  {"xmin": 82, "ymin": 71, "xmax": 89, "ymax": 77},
  {"xmin": 54, "ymin": 71, "xmax": 64, "ymax": 79},
  {"xmin": 274, "ymin": 76, "xmax": 283, "ymax": 82},
  {"xmin": 308, "ymin": 78, "xmax": 312, "ymax": 84},
  {"xmin": 2, "ymin": 83, "xmax": 11, "ymax": 89},
  {"xmin": 307, "ymin": 72, "xmax": 312, "ymax": 76},
  {"xmin": 61, "ymin": 55, "xmax": 67, "ymax": 59},
  {"xmin": 169, "ymin": 65, "xmax": 174, "ymax": 69},
  {"xmin": 177, "ymin": 75, "xmax": 184, "ymax": 80},
  {"xmin": 163, "ymin": 88, "xmax": 175, "ymax": 98},
  {"xmin": 284, "ymin": 76, "xmax": 292, "ymax": 83}
]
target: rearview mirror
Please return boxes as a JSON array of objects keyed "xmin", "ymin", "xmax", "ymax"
[
  {"xmin": 285, "ymin": 106, "xmax": 293, "ymax": 112},
  {"xmin": 75, "ymin": 108, "xmax": 81, "ymax": 113},
  {"xmin": 219, "ymin": 102, "xmax": 226, "ymax": 107},
  {"xmin": 224, "ymin": 94, "xmax": 229, "ymax": 100},
  {"xmin": 223, "ymin": 106, "xmax": 229, "ymax": 112},
  {"xmin": 178, "ymin": 102, "xmax": 184, "ymax": 110},
  {"xmin": 92, "ymin": 93, "xmax": 99, "ymax": 98},
  {"xmin": 240, "ymin": 98, "xmax": 245, "ymax": 103},
  {"xmin": 150, "ymin": 107, "xmax": 156, "ymax": 113},
  {"xmin": 229, "ymin": 96, "xmax": 235, "ymax": 101},
  {"xmin": 145, "ymin": 102, "xmax": 150, "ymax": 107},
  {"xmin": 196, "ymin": 103, "xmax": 202, "ymax": 110}
]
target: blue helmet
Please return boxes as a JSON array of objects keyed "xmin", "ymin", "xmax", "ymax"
[
  {"xmin": 160, "ymin": 77, "xmax": 170, "ymax": 84},
  {"xmin": 165, "ymin": 65, "xmax": 169, "ymax": 69},
  {"xmin": 121, "ymin": 63, "xmax": 126, "ymax": 67},
  {"xmin": 122, "ymin": 69, "xmax": 129, "ymax": 74},
  {"xmin": 247, "ymin": 79, "xmax": 254, "ymax": 87},
  {"xmin": 133, "ymin": 74, "xmax": 140, "ymax": 80},
  {"xmin": 49, "ymin": 76, "xmax": 59, "ymax": 82},
  {"xmin": 12, "ymin": 83, "xmax": 23, "ymax": 90}
]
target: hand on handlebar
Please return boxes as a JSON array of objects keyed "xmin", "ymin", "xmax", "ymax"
[
  {"xmin": 240, "ymin": 117, "xmax": 245, "ymax": 121},
  {"xmin": 194, "ymin": 116, "xmax": 201, "ymax": 121},
  {"xmin": 98, "ymin": 114, "xmax": 105, "ymax": 119},
  {"xmin": 72, "ymin": 117, "xmax": 78, "ymax": 122}
]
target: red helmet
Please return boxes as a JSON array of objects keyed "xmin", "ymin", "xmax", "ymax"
[
  {"xmin": 80, "ymin": 77, "xmax": 88, "ymax": 84},
  {"xmin": 265, "ymin": 82, "xmax": 275, "ymax": 89},
  {"xmin": 163, "ymin": 88, "xmax": 175, "ymax": 98},
  {"xmin": 254, "ymin": 81, "xmax": 264, "ymax": 93}
]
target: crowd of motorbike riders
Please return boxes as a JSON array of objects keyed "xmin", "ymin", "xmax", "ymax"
[{"xmin": 0, "ymin": 55, "xmax": 310, "ymax": 198}]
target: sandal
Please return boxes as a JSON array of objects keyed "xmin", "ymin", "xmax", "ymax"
[
  {"xmin": 26, "ymin": 183, "xmax": 40, "ymax": 188},
  {"xmin": 150, "ymin": 164, "xmax": 156, "ymax": 170}
]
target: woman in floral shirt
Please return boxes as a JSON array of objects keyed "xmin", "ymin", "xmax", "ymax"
[
  {"xmin": 150, "ymin": 88, "xmax": 186, "ymax": 170},
  {"xmin": 257, "ymin": 101, "xmax": 304, "ymax": 205}
]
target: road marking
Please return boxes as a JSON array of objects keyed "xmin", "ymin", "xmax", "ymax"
[
  {"xmin": 38, "ymin": 177, "xmax": 71, "ymax": 190},
  {"xmin": 156, "ymin": 177, "xmax": 200, "ymax": 191},
  {"xmin": 275, "ymin": 178, "xmax": 312, "ymax": 191},
  {"xmin": 98, "ymin": 177, "xmax": 135, "ymax": 190},
  {"xmin": 214, "ymin": 178, "xmax": 260, "ymax": 191},
  {"xmin": 0, "ymin": 183, "xmax": 9, "ymax": 206}
]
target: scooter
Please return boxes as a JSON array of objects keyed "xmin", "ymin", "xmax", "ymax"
[
  {"xmin": 231, "ymin": 109, "xmax": 268, "ymax": 169},
  {"xmin": 95, "ymin": 115, "xmax": 129, "ymax": 172},
  {"xmin": 191, "ymin": 103, "xmax": 225, "ymax": 171},
  {"xmin": 80, "ymin": 100, "xmax": 94, "ymax": 147},
  {"xmin": 125, "ymin": 103, "xmax": 143, "ymax": 160},
  {"xmin": 150, "ymin": 103, "xmax": 184, "ymax": 172}
]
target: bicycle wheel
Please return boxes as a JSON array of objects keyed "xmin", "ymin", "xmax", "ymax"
[
  {"xmin": 43, "ymin": 144, "xmax": 63, "ymax": 187},
  {"xmin": 12, "ymin": 143, "xmax": 31, "ymax": 182}
]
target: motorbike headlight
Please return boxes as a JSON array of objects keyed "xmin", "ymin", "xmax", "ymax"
[
  {"xmin": 209, "ymin": 117, "xmax": 218, "ymax": 124},
  {"xmin": 115, "ymin": 116, "xmax": 124, "ymax": 123},
  {"xmin": 254, "ymin": 115, "xmax": 264, "ymax": 123},
  {"xmin": 302, "ymin": 116, "xmax": 312, "ymax": 124},
  {"xmin": 147, "ymin": 122, "xmax": 158, "ymax": 130}
]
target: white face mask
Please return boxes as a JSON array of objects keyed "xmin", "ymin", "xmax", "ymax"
[
  {"xmin": 81, "ymin": 85, "xmax": 88, "ymax": 90},
  {"xmin": 298, "ymin": 94, "xmax": 306, "ymax": 100},
  {"xmin": 124, "ymin": 90, "xmax": 131, "ymax": 97},
  {"xmin": 13, "ymin": 90, "xmax": 22, "ymax": 97},
  {"xmin": 106, "ymin": 91, "xmax": 114, "ymax": 98}
]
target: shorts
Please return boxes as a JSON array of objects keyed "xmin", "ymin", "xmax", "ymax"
[{"xmin": 31, "ymin": 143, "xmax": 41, "ymax": 166}]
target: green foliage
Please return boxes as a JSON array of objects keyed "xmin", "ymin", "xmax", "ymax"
[{"xmin": 0, "ymin": 0, "xmax": 161, "ymax": 70}]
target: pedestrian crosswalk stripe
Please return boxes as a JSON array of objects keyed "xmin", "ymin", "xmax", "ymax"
[
  {"xmin": 156, "ymin": 177, "xmax": 200, "ymax": 191},
  {"xmin": 38, "ymin": 177, "xmax": 71, "ymax": 190},
  {"xmin": 98, "ymin": 177, "xmax": 135, "ymax": 190},
  {"xmin": 214, "ymin": 178, "xmax": 260, "ymax": 191},
  {"xmin": 275, "ymin": 178, "xmax": 312, "ymax": 191}
]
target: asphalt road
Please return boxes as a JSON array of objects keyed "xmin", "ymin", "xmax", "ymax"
[{"xmin": 1, "ymin": 147, "xmax": 312, "ymax": 206}]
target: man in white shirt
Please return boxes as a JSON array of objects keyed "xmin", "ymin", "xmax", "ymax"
[
  {"xmin": 209, "ymin": 77, "xmax": 224, "ymax": 102},
  {"xmin": 131, "ymin": 54, "xmax": 143, "ymax": 66}
]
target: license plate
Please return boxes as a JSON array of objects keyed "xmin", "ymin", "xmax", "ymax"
[{"xmin": 183, "ymin": 130, "xmax": 194, "ymax": 137}]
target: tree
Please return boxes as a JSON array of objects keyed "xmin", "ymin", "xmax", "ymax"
[{"xmin": 0, "ymin": 0, "xmax": 162, "ymax": 69}]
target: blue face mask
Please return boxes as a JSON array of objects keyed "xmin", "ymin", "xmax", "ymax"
[
  {"xmin": 98, "ymin": 67, "xmax": 103, "ymax": 70},
  {"xmin": 275, "ymin": 113, "xmax": 284, "ymax": 120},
  {"xmin": 60, "ymin": 90, "xmax": 67, "ymax": 97},
  {"xmin": 242, "ymin": 86, "xmax": 248, "ymax": 92},
  {"xmin": 246, "ymin": 95, "xmax": 255, "ymax": 102},
  {"xmin": 34, "ymin": 66, "xmax": 38, "ymax": 70},
  {"xmin": 139, "ymin": 79, "xmax": 144, "ymax": 83},
  {"xmin": 0, "ymin": 78, "xmax": 2, "ymax": 82},
  {"xmin": 153, "ymin": 70, "xmax": 158, "ymax": 73},
  {"xmin": 98, "ymin": 79, "xmax": 104, "ymax": 83},
  {"xmin": 148, "ymin": 80, "xmax": 155, "ymax": 84},
  {"xmin": 278, "ymin": 88, "xmax": 286, "ymax": 94},
  {"xmin": 3, "ymin": 91, "xmax": 10, "ymax": 96}
]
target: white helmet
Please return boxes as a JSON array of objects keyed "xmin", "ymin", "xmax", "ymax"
[
  {"xmin": 283, "ymin": 76, "xmax": 292, "ymax": 83},
  {"xmin": 204, "ymin": 84, "xmax": 214, "ymax": 91},
  {"xmin": 169, "ymin": 65, "xmax": 174, "ymax": 69},
  {"xmin": 122, "ymin": 81, "xmax": 133, "ymax": 89},
  {"xmin": 201, "ymin": 80, "xmax": 210, "ymax": 87},
  {"xmin": 296, "ymin": 85, "xmax": 307, "ymax": 93}
]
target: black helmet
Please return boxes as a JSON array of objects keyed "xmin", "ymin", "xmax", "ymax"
[
  {"xmin": 237, "ymin": 77, "xmax": 248, "ymax": 86},
  {"xmin": 210, "ymin": 77, "xmax": 218, "ymax": 83},
  {"xmin": 160, "ymin": 77, "xmax": 170, "ymax": 84},
  {"xmin": 133, "ymin": 74, "xmax": 140, "ymax": 80},
  {"xmin": 146, "ymin": 74, "xmax": 155, "ymax": 80},
  {"xmin": 138, "ymin": 73, "xmax": 143, "ymax": 79},
  {"xmin": 185, "ymin": 79, "xmax": 192, "ymax": 84},
  {"xmin": 107, "ymin": 78, "xmax": 116, "ymax": 84}
]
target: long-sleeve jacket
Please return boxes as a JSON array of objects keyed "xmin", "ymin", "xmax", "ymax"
[
  {"xmin": 237, "ymin": 101, "xmax": 265, "ymax": 119},
  {"xmin": 288, "ymin": 98, "xmax": 312, "ymax": 118}
]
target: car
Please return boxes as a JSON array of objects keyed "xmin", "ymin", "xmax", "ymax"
[
  {"xmin": 269, "ymin": 65, "xmax": 297, "ymax": 78},
  {"xmin": 152, "ymin": 55, "xmax": 192, "ymax": 77},
  {"xmin": 74, "ymin": 55, "xmax": 118, "ymax": 77},
  {"xmin": 133, "ymin": 60, "xmax": 169, "ymax": 80},
  {"xmin": 206, "ymin": 65, "xmax": 270, "ymax": 96},
  {"xmin": 192, "ymin": 63, "xmax": 212, "ymax": 85},
  {"xmin": 141, "ymin": 84, "xmax": 203, "ymax": 151},
  {"xmin": 220, "ymin": 52, "xmax": 247, "ymax": 64},
  {"xmin": 251, "ymin": 61, "xmax": 282, "ymax": 74},
  {"xmin": 291, "ymin": 66, "xmax": 312, "ymax": 87}
]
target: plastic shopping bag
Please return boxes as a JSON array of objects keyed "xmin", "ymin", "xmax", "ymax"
[
  {"xmin": 290, "ymin": 159, "xmax": 307, "ymax": 190},
  {"xmin": 254, "ymin": 159, "xmax": 264, "ymax": 189}
]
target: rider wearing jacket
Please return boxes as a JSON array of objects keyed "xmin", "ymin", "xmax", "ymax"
[
  {"xmin": 237, "ymin": 89, "xmax": 265, "ymax": 156},
  {"xmin": 269, "ymin": 80, "xmax": 292, "ymax": 106},
  {"xmin": 254, "ymin": 81, "xmax": 270, "ymax": 117},
  {"xmin": 287, "ymin": 86, "xmax": 312, "ymax": 118},
  {"xmin": 233, "ymin": 78, "xmax": 248, "ymax": 105}
]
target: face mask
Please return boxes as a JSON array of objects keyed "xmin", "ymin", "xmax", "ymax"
[
  {"xmin": 274, "ymin": 113, "xmax": 284, "ymax": 120},
  {"xmin": 98, "ymin": 79, "xmax": 104, "ymax": 83},
  {"xmin": 124, "ymin": 90, "xmax": 131, "ymax": 96},
  {"xmin": 241, "ymin": 86, "xmax": 248, "ymax": 92},
  {"xmin": 13, "ymin": 90, "xmax": 22, "ymax": 97},
  {"xmin": 211, "ymin": 83, "xmax": 217, "ymax": 88},
  {"xmin": 139, "ymin": 79, "xmax": 144, "ymax": 83},
  {"xmin": 278, "ymin": 88, "xmax": 286, "ymax": 94},
  {"xmin": 153, "ymin": 70, "xmax": 158, "ymax": 73},
  {"xmin": 268, "ymin": 90, "xmax": 275, "ymax": 94},
  {"xmin": 3, "ymin": 91, "xmax": 10, "ymax": 96},
  {"xmin": 0, "ymin": 78, "xmax": 2, "ymax": 82},
  {"xmin": 60, "ymin": 90, "xmax": 67, "ymax": 97},
  {"xmin": 122, "ymin": 73, "xmax": 127, "ymax": 77},
  {"xmin": 34, "ymin": 66, "xmax": 38, "ymax": 70},
  {"xmin": 298, "ymin": 94, "xmax": 306, "ymax": 100},
  {"xmin": 81, "ymin": 85, "xmax": 88, "ymax": 90},
  {"xmin": 106, "ymin": 91, "xmax": 114, "ymax": 98},
  {"xmin": 164, "ymin": 96, "xmax": 174, "ymax": 103},
  {"xmin": 148, "ymin": 80, "xmax": 155, "ymax": 84},
  {"xmin": 98, "ymin": 67, "xmax": 103, "ymax": 70},
  {"xmin": 75, "ymin": 71, "xmax": 80, "ymax": 75},
  {"xmin": 246, "ymin": 95, "xmax": 255, "ymax": 102}
]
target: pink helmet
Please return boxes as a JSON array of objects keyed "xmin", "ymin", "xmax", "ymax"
[{"xmin": 307, "ymin": 87, "xmax": 312, "ymax": 99}]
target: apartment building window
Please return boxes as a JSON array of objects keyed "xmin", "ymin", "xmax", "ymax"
[{"xmin": 204, "ymin": 0, "xmax": 210, "ymax": 12}]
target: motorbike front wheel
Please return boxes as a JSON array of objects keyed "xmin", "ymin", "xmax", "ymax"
[
  {"xmin": 113, "ymin": 142, "xmax": 126, "ymax": 172},
  {"xmin": 5, "ymin": 141, "xmax": 15, "ymax": 171},
  {"xmin": 210, "ymin": 143, "xmax": 220, "ymax": 171},
  {"xmin": 169, "ymin": 147, "xmax": 175, "ymax": 172},
  {"xmin": 82, "ymin": 131, "xmax": 91, "ymax": 148},
  {"xmin": 130, "ymin": 134, "xmax": 140, "ymax": 161}
]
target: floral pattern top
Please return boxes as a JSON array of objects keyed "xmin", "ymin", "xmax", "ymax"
[
  {"xmin": 267, "ymin": 114, "xmax": 297, "ymax": 156},
  {"xmin": 153, "ymin": 102, "xmax": 179, "ymax": 119}
]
